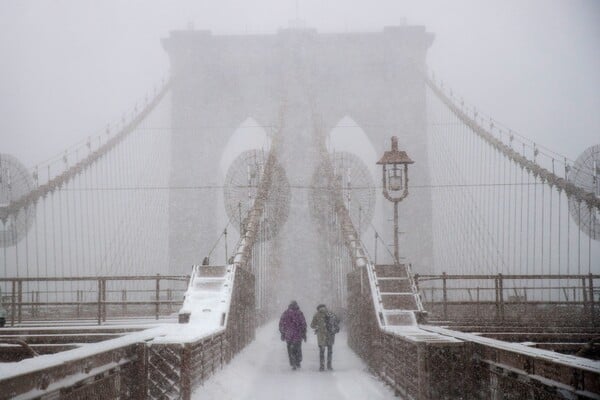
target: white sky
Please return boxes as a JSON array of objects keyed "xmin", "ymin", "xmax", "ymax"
[{"xmin": 0, "ymin": 0, "xmax": 598, "ymax": 167}]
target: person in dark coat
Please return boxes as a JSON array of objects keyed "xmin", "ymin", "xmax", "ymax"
[
  {"xmin": 310, "ymin": 304, "xmax": 340, "ymax": 371},
  {"xmin": 279, "ymin": 300, "xmax": 307, "ymax": 370}
]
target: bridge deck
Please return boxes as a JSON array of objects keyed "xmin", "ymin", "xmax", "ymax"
[{"xmin": 194, "ymin": 321, "xmax": 396, "ymax": 400}]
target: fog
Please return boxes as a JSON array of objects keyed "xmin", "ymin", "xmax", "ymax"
[
  {"xmin": 1, "ymin": 0, "xmax": 598, "ymax": 168},
  {"xmin": 0, "ymin": 2, "xmax": 599, "ymax": 393}
]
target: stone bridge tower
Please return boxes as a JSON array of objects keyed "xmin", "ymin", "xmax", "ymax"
[{"xmin": 162, "ymin": 25, "xmax": 434, "ymax": 275}]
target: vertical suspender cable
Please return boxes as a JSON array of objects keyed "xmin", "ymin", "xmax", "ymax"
[
  {"xmin": 541, "ymin": 179, "xmax": 545, "ymax": 300},
  {"xmin": 43, "ymin": 195, "xmax": 48, "ymax": 298},
  {"xmin": 124, "ymin": 135, "xmax": 133, "ymax": 275},
  {"xmin": 102, "ymin": 145, "xmax": 111, "ymax": 275},
  {"xmin": 14, "ymin": 218, "xmax": 20, "ymax": 278},
  {"xmin": 73, "ymin": 172, "xmax": 82, "ymax": 275},
  {"xmin": 34, "ymin": 200, "xmax": 40, "ymax": 279},
  {"xmin": 70, "ymin": 174, "xmax": 77, "ymax": 295},
  {"xmin": 578, "ymin": 201, "xmax": 581, "ymax": 275},
  {"xmin": 80, "ymin": 171, "xmax": 88, "ymax": 295},
  {"xmin": 84, "ymin": 146, "xmax": 92, "ymax": 276},
  {"xmin": 51, "ymin": 190, "xmax": 57, "ymax": 276},
  {"xmin": 505, "ymin": 158, "xmax": 511, "ymax": 273},
  {"xmin": 525, "ymin": 170, "xmax": 530, "ymax": 276},
  {"xmin": 533, "ymin": 175, "xmax": 537, "ymax": 276},
  {"xmin": 24, "ymin": 206, "xmax": 30, "ymax": 279},
  {"xmin": 496, "ymin": 149, "xmax": 501, "ymax": 272},
  {"xmin": 108, "ymin": 147, "xmax": 117, "ymax": 274},
  {"xmin": 117, "ymin": 136, "xmax": 126, "ymax": 275},
  {"xmin": 588, "ymin": 205, "xmax": 592, "ymax": 274},
  {"xmin": 513, "ymin": 162, "xmax": 518, "ymax": 275},
  {"xmin": 567, "ymin": 194, "xmax": 571, "ymax": 276},
  {"xmin": 501, "ymin": 148, "xmax": 507, "ymax": 273},
  {"xmin": 558, "ymin": 189, "xmax": 562, "ymax": 296},
  {"xmin": 58, "ymin": 182, "xmax": 65, "ymax": 279},
  {"xmin": 64, "ymin": 179, "xmax": 72, "ymax": 278},
  {"xmin": 2, "ymin": 222, "xmax": 6, "ymax": 276},
  {"xmin": 91, "ymin": 140, "xmax": 99, "ymax": 274},
  {"xmin": 98, "ymin": 148, "xmax": 106, "ymax": 274},
  {"xmin": 72, "ymin": 169, "xmax": 79, "ymax": 279},
  {"xmin": 549, "ymin": 181, "xmax": 553, "ymax": 298},
  {"xmin": 119, "ymin": 135, "xmax": 128, "ymax": 275},
  {"xmin": 519, "ymin": 166, "xmax": 524, "ymax": 274},
  {"xmin": 479, "ymin": 129, "xmax": 485, "ymax": 270}
]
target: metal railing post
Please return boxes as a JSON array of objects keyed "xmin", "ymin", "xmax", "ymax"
[
  {"xmin": 582, "ymin": 277, "xmax": 588, "ymax": 316},
  {"xmin": 30, "ymin": 291, "xmax": 35, "ymax": 317},
  {"xmin": 76, "ymin": 290, "xmax": 81, "ymax": 318},
  {"xmin": 442, "ymin": 272, "xmax": 448, "ymax": 320},
  {"xmin": 11, "ymin": 279, "xmax": 16, "ymax": 327},
  {"xmin": 155, "ymin": 274, "xmax": 160, "ymax": 320},
  {"xmin": 97, "ymin": 279, "xmax": 102, "ymax": 325},
  {"xmin": 498, "ymin": 273, "xmax": 504, "ymax": 321},
  {"xmin": 589, "ymin": 273, "xmax": 595, "ymax": 325},
  {"xmin": 102, "ymin": 279, "xmax": 107, "ymax": 322},
  {"xmin": 122, "ymin": 289, "xmax": 128, "ymax": 316},
  {"xmin": 494, "ymin": 275, "xmax": 500, "ymax": 320},
  {"xmin": 17, "ymin": 280, "xmax": 22, "ymax": 323},
  {"xmin": 476, "ymin": 286, "xmax": 480, "ymax": 318}
]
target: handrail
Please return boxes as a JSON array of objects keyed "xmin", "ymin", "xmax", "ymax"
[
  {"xmin": 416, "ymin": 273, "xmax": 600, "ymax": 281},
  {"xmin": 426, "ymin": 77, "xmax": 600, "ymax": 211},
  {"xmin": 0, "ymin": 275, "xmax": 188, "ymax": 326},
  {"xmin": 0, "ymin": 80, "xmax": 171, "ymax": 221},
  {"xmin": 231, "ymin": 107, "xmax": 284, "ymax": 269}
]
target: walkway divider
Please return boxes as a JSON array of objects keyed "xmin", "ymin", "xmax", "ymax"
[
  {"xmin": 146, "ymin": 265, "xmax": 255, "ymax": 399},
  {"xmin": 0, "ymin": 100, "xmax": 280, "ymax": 397},
  {"xmin": 347, "ymin": 266, "xmax": 466, "ymax": 399},
  {"xmin": 0, "ymin": 265, "xmax": 255, "ymax": 400}
]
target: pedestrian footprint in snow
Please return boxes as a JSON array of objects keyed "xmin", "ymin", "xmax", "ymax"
[
  {"xmin": 279, "ymin": 300, "xmax": 307, "ymax": 370},
  {"xmin": 310, "ymin": 304, "xmax": 340, "ymax": 371}
]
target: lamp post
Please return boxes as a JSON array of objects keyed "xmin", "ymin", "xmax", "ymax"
[{"xmin": 377, "ymin": 136, "xmax": 414, "ymax": 264}]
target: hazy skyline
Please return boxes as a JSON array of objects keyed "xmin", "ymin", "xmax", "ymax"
[{"xmin": 1, "ymin": 0, "xmax": 598, "ymax": 167}]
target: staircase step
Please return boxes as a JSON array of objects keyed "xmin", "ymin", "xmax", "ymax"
[
  {"xmin": 381, "ymin": 293, "xmax": 418, "ymax": 310},
  {"xmin": 377, "ymin": 279, "xmax": 412, "ymax": 293},
  {"xmin": 196, "ymin": 266, "xmax": 228, "ymax": 278},
  {"xmin": 192, "ymin": 281, "xmax": 225, "ymax": 291},
  {"xmin": 383, "ymin": 311, "xmax": 417, "ymax": 326},
  {"xmin": 374, "ymin": 264, "xmax": 408, "ymax": 278}
]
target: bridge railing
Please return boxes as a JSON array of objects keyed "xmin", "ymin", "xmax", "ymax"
[
  {"xmin": 1, "ymin": 327, "xmax": 163, "ymax": 399},
  {"xmin": 0, "ymin": 275, "xmax": 188, "ymax": 326},
  {"xmin": 415, "ymin": 273, "xmax": 599, "ymax": 325},
  {"xmin": 0, "ymin": 266, "xmax": 255, "ymax": 400},
  {"xmin": 347, "ymin": 266, "xmax": 468, "ymax": 399},
  {"xmin": 146, "ymin": 266, "xmax": 255, "ymax": 399}
]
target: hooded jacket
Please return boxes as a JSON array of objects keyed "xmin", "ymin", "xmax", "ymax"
[
  {"xmin": 310, "ymin": 306, "xmax": 338, "ymax": 346},
  {"xmin": 279, "ymin": 301, "xmax": 307, "ymax": 343}
]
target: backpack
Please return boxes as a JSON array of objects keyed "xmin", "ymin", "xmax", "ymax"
[{"xmin": 325, "ymin": 312, "xmax": 340, "ymax": 334}]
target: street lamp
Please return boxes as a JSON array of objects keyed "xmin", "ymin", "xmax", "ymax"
[{"xmin": 377, "ymin": 136, "xmax": 414, "ymax": 264}]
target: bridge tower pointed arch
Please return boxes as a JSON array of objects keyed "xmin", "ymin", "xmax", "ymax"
[{"xmin": 163, "ymin": 25, "xmax": 434, "ymax": 275}]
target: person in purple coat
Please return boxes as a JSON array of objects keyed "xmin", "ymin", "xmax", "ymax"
[{"xmin": 279, "ymin": 300, "xmax": 307, "ymax": 370}]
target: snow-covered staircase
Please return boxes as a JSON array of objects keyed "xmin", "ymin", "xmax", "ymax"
[
  {"xmin": 178, "ymin": 264, "xmax": 235, "ymax": 326},
  {"xmin": 367, "ymin": 263, "xmax": 425, "ymax": 327}
]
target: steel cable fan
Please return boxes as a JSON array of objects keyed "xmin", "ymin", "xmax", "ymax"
[
  {"xmin": 223, "ymin": 149, "xmax": 290, "ymax": 241},
  {"xmin": 568, "ymin": 144, "xmax": 600, "ymax": 240},
  {"xmin": 310, "ymin": 151, "xmax": 375, "ymax": 234},
  {"xmin": 0, "ymin": 154, "xmax": 35, "ymax": 247}
]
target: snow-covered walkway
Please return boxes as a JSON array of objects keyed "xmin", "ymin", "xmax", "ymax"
[{"xmin": 193, "ymin": 321, "xmax": 397, "ymax": 400}]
